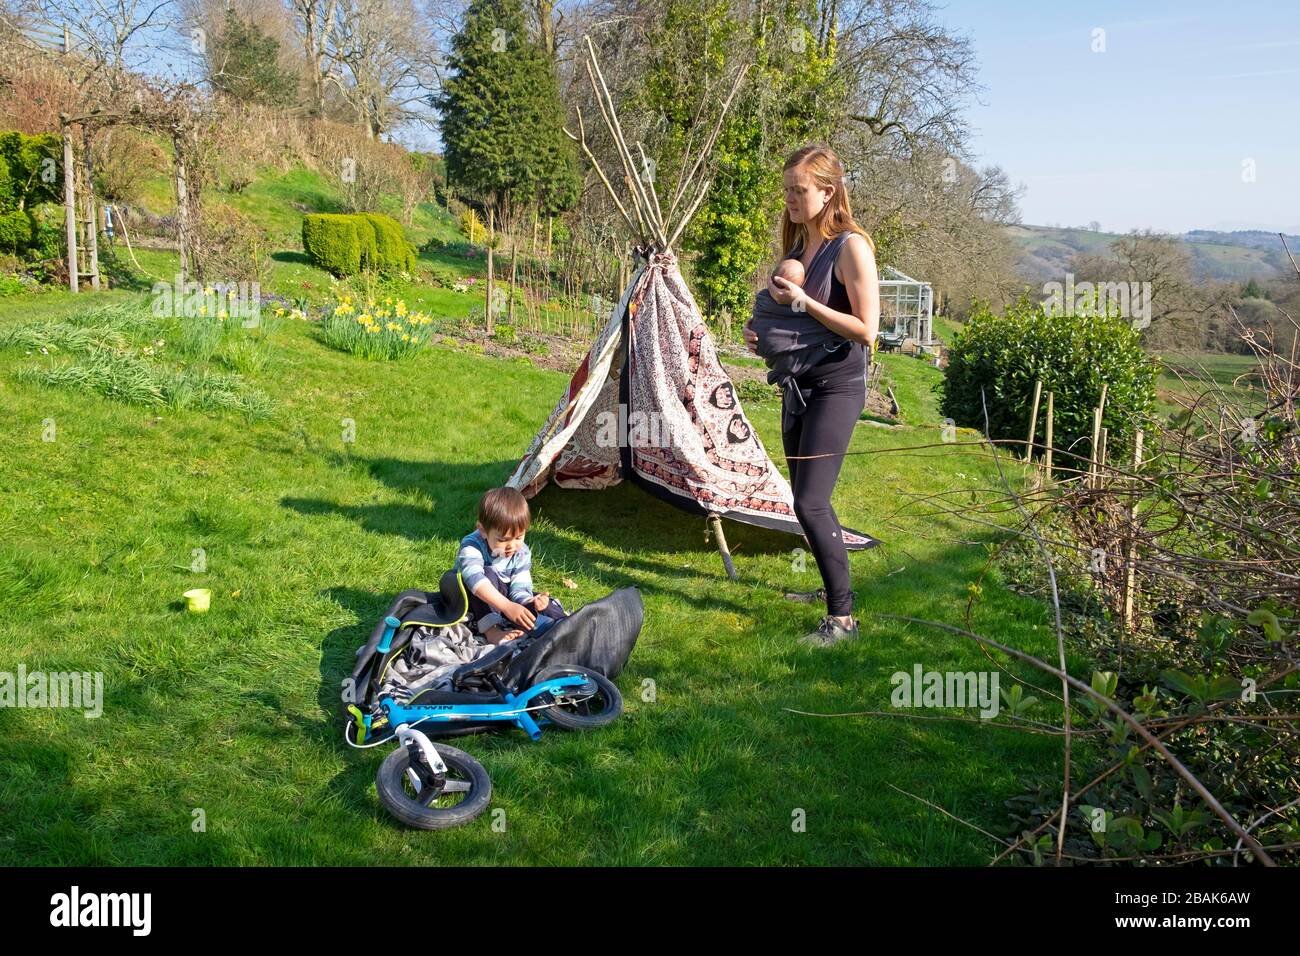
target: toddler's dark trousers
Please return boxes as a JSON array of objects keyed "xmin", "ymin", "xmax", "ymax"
[{"xmin": 468, "ymin": 567, "xmax": 569, "ymax": 633}]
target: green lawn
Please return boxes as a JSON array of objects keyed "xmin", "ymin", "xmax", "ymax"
[{"xmin": 0, "ymin": 286, "xmax": 1085, "ymax": 866}]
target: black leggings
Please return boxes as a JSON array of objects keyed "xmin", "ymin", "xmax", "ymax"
[{"xmin": 781, "ymin": 344, "xmax": 867, "ymax": 616}]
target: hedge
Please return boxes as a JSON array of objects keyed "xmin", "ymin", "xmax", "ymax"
[
  {"xmin": 301, "ymin": 214, "xmax": 361, "ymax": 276},
  {"xmin": 301, "ymin": 212, "xmax": 414, "ymax": 276},
  {"xmin": 359, "ymin": 213, "xmax": 415, "ymax": 273},
  {"xmin": 937, "ymin": 295, "xmax": 1157, "ymax": 471}
]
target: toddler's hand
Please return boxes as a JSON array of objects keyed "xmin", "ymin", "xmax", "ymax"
[
  {"xmin": 504, "ymin": 601, "xmax": 536, "ymax": 630},
  {"xmin": 534, "ymin": 592, "xmax": 550, "ymax": 611}
]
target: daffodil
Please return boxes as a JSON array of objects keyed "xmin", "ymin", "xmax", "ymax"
[{"xmin": 386, "ymin": 322, "xmax": 401, "ymax": 332}]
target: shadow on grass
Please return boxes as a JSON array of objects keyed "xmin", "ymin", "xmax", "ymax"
[{"xmin": 292, "ymin": 455, "xmax": 804, "ymax": 599}]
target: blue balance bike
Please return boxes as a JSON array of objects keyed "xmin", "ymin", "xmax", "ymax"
[{"xmin": 344, "ymin": 571, "xmax": 623, "ymax": 829}]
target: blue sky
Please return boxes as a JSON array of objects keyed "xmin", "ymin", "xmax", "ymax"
[{"xmin": 936, "ymin": 0, "xmax": 1300, "ymax": 233}]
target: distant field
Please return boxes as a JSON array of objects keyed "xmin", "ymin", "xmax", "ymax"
[{"xmin": 1154, "ymin": 352, "xmax": 1267, "ymax": 415}]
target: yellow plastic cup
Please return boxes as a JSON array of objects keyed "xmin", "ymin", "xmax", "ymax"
[{"xmin": 183, "ymin": 588, "xmax": 211, "ymax": 613}]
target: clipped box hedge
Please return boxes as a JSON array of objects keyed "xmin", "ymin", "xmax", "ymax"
[
  {"xmin": 302, "ymin": 212, "xmax": 415, "ymax": 276},
  {"xmin": 302, "ymin": 214, "xmax": 361, "ymax": 276},
  {"xmin": 359, "ymin": 213, "xmax": 416, "ymax": 273}
]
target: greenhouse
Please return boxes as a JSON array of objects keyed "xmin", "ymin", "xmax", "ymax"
[{"xmin": 877, "ymin": 266, "xmax": 934, "ymax": 350}]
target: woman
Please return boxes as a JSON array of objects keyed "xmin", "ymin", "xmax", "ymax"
[{"xmin": 744, "ymin": 144, "xmax": 880, "ymax": 647}]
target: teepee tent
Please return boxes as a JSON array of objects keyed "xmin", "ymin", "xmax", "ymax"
[{"xmin": 508, "ymin": 37, "xmax": 877, "ymax": 577}]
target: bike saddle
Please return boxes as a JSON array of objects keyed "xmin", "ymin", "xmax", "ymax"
[
  {"xmin": 450, "ymin": 641, "xmax": 522, "ymax": 688},
  {"xmin": 400, "ymin": 569, "xmax": 469, "ymax": 628}
]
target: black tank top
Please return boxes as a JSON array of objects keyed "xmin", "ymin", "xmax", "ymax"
[
  {"xmin": 806, "ymin": 249, "xmax": 865, "ymax": 375},
  {"xmin": 827, "ymin": 266, "xmax": 852, "ymax": 314}
]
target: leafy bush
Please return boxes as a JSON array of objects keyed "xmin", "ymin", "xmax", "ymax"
[
  {"xmin": 0, "ymin": 208, "xmax": 32, "ymax": 252},
  {"xmin": 0, "ymin": 130, "xmax": 60, "ymax": 264},
  {"xmin": 458, "ymin": 207, "xmax": 484, "ymax": 243},
  {"xmin": 358, "ymin": 212, "xmax": 416, "ymax": 273},
  {"xmin": 0, "ymin": 273, "xmax": 36, "ymax": 296},
  {"xmin": 302, "ymin": 212, "xmax": 413, "ymax": 276},
  {"xmin": 302, "ymin": 213, "xmax": 361, "ymax": 276},
  {"xmin": 938, "ymin": 295, "xmax": 1157, "ymax": 467},
  {"xmin": 26, "ymin": 204, "xmax": 63, "ymax": 261}
]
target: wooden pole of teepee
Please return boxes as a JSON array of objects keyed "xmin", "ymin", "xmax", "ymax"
[
  {"xmin": 564, "ymin": 110, "xmax": 638, "ymax": 238},
  {"xmin": 707, "ymin": 515, "xmax": 737, "ymax": 581},
  {"xmin": 581, "ymin": 38, "xmax": 665, "ymax": 245}
]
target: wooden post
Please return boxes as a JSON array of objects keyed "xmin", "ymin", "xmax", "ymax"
[
  {"xmin": 82, "ymin": 129, "xmax": 100, "ymax": 291},
  {"xmin": 1089, "ymin": 382, "xmax": 1108, "ymax": 487},
  {"xmin": 1043, "ymin": 391, "xmax": 1055, "ymax": 479},
  {"xmin": 485, "ymin": 203, "xmax": 495, "ymax": 336},
  {"xmin": 1122, "ymin": 429, "xmax": 1144, "ymax": 634},
  {"xmin": 1025, "ymin": 379, "xmax": 1042, "ymax": 461},
  {"xmin": 508, "ymin": 240, "xmax": 518, "ymax": 327},
  {"xmin": 707, "ymin": 514, "xmax": 737, "ymax": 581},
  {"xmin": 173, "ymin": 132, "xmax": 189, "ymax": 286},
  {"xmin": 1098, "ymin": 426, "xmax": 1109, "ymax": 481},
  {"xmin": 61, "ymin": 118, "xmax": 78, "ymax": 293}
]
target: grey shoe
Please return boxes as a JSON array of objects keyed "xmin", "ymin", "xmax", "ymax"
[
  {"xmin": 783, "ymin": 586, "xmax": 827, "ymax": 604},
  {"xmin": 798, "ymin": 615, "xmax": 859, "ymax": 647}
]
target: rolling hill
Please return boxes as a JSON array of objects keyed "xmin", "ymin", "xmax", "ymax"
[{"xmin": 1006, "ymin": 224, "xmax": 1300, "ymax": 286}]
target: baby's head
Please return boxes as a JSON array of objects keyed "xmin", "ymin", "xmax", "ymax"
[
  {"xmin": 772, "ymin": 257, "xmax": 806, "ymax": 287},
  {"xmin": 475, "ymin": 487, "xmax": 531, "ymax": 558}
]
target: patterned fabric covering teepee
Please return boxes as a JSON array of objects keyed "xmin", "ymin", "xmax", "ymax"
[{"xmin": 506, "ymin": 37, "xmax": 876, "ymax": 552}]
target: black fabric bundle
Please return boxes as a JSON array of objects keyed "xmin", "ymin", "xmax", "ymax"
[
  {"xmin": 750, "ymin": 230, "xmax": 853, "ymax": 419},
  {"xmin": 504, "ymin": 587, "xmax": 643, "ymax": 688}
]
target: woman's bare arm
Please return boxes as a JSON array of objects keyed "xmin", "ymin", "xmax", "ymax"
[{"xmin": 770, "ymin": 233, "xmax": 879, "ymax": 346}]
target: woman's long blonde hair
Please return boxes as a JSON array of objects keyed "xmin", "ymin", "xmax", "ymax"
[{"xmin": 779, "ymin": 144, "xmax": 875, "ymax": 259}]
